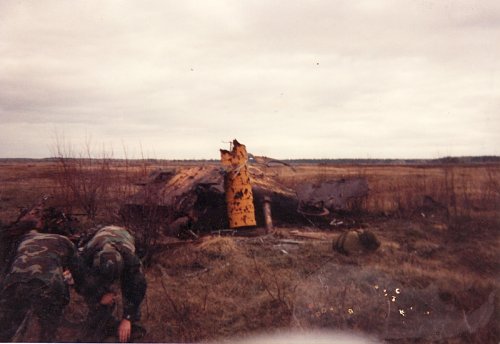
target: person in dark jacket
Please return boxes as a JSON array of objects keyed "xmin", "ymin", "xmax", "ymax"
[
  {"xmin": 78, "ymin": 225, "xmax": 147, "ymax": 343},
  {"xmin": 0, "ymin": 208, "xmax": 83, "ymax": 342}
]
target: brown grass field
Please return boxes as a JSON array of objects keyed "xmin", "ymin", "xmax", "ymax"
[{"xmin": 0, "ymin": 160, "xmax": 499, "ymax": 343}]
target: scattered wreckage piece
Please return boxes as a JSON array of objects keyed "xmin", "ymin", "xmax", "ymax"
[
  {"xmin": 417, "ymin": 195, "xmax": 450, "ymax": 218},
  {"xmin": 295, "ymin": 177, "xmax": 369, "ymax": 216},
  {"xmin": 289, "ymin": 230, "xmax": 329, "ymax": 241},
  {"xmin": 262, "ymin": 196, "xmax": 273, "ymax": 232},
  {"xmin": 248, "ymin": 153, "xmax": 296, "ymax": 171},
  {"xmin": 287, "ymin": 228, "xmax": 380, "ymax": 256},
  {"xmin": 332, "ymin": 229, "xmax": 380, "ymax": 256}
]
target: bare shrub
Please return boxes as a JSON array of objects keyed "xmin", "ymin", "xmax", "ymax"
[
  {"xmin": 481, "ymin": 167, "xmax": 500, "ymax": 211},
  {"xmin": 120, "ymin": 192, "xmax": 167, "ymax": 266},
  {"xmin": 50, "ymin": 137, "xmax": 167, "ymax": 267},
  {"xmin": 52, "ymin": 136, "xmax": 115, "ymax": 222}
]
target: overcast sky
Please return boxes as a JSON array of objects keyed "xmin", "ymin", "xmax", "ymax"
[{"xmin": 0, "ymin": 1, "xmax": 499, "ymax": 159}]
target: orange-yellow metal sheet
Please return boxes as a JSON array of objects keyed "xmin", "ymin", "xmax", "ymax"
[{"xmin": 220, "ymin": 140, "xmax": 256, "ymax": 228}]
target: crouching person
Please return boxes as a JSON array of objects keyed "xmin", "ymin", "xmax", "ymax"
[
  {"xmin": 0, "ymin": 209, "xmax": 83, "ymax": 342},
  {"xmin": 78, "ymin": 225, "xmax": 146, "ymax": 343}
]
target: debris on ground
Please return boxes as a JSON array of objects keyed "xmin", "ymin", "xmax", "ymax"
[
  {"xmin": 121, "ymin": 164, "xmax": 300, "ymax": 236},
  {"xmin": 332, "ymin": 229, "xmax": 381, "ymax": 256},
  {"xmin": 121, "ymin": 140, "xmax": 371, "ymax": 237},
  {"xmin": 296, "ymin": 178, "xmax": 369, "ymax": 215}
]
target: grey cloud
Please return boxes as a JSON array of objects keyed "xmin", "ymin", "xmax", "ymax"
[{"xmin": 0, "ymin": 0, "xmax": 498, "ymax": 158}]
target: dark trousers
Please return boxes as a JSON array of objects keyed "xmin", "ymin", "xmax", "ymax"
[
  {"xmin": 0, "ymin": 280, "xmax": 66, "ymax": 342},
  {"xmin": 80, "ymin": 302, "xmax": 119, "ymax": 342},
  {"xmin": 80, "ymin": 303, "xmax": 146, "ymax": 342}
]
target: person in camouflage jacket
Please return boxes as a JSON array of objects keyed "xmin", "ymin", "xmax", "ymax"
[
  {"xmin": 0, "ymin": 221, "xmax": 83, "ymax": 342},
  {"xmin": 78, "ymin": 225, "xmax": 147, "ymax": 343}
]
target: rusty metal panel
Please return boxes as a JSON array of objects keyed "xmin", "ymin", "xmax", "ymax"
[{"xmin": 220, "ymin": 140, "xmax": 256, "ymax": 228}]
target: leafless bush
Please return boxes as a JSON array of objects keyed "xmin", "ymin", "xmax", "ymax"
[
  {"xmin": 52, "ymin": 136, "xmax": 115, "ymax": 222},
  {"xmin": 52, "ymin": 136, "xmax": 167, "ymax": 262},
  {"xmin": 120, "ymin": 198, "xmax": 167, "ymax": 266},
  {"xmin": 251, "ymin": 253, "xmax": 294, "ymax": 311}
]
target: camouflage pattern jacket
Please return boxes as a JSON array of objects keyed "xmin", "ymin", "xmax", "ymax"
[
  {"xmin": 1, "ymin": 230, "xmax": 83, "ymax": 301},
  {"xmin": 80, "ymin": 226, "xmax": 146, "ymax": 321}
]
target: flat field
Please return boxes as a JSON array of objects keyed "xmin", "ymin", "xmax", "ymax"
[{"xmin": 0, "ymin": 160, "xmax": 498, "ymax": 343}]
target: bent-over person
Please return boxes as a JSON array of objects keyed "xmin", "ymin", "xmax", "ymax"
[
  {"xmin": 0, "ymin": 215, "xmax": 83, "ymax": 342},
  {"xmin": 78, "ymin": 225, "xmax": 146, "ymax": 343}
]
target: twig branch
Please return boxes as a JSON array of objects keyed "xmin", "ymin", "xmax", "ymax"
[{"xmin": 251, "ymin": 252, "xmax": 276, "ymax": 301}]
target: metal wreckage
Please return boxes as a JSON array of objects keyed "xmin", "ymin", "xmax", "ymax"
[{"xmin": 120, "ymin": 140, "xmax": 379, "ymax": 254}]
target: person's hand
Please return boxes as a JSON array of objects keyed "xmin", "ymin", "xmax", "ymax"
[
  {"xmin": 63, "ymin": 269, "xmax": 74, "ymax": 285},
  {"xmin": 99, "ymin": 292, "xmax": 116, "ymax": 305},
  {"xmin": 118, "ymin": 319, "xmax": 131, "ymax": 343}
]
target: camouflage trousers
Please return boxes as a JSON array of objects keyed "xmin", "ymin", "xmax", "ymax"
[{"xmin": 0, "ymin": 279, "xmax": 69, "ymax": 342}]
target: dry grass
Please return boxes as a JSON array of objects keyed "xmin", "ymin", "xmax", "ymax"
[
  {"xmin": 0, "ymin": 160, "xmax": 498, "ymax": 343},
  {"xmin": 274, "ymin": 163, "xmax": 500, "ymax": 217}
]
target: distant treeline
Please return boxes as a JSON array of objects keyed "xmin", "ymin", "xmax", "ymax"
[
  {"xmin": 284, "ymin": 156, "xmax": 500, "ymax": 165},
  {"xmin": 1, "ymin": 156, "xmax": 499, "ymax": 165}
]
